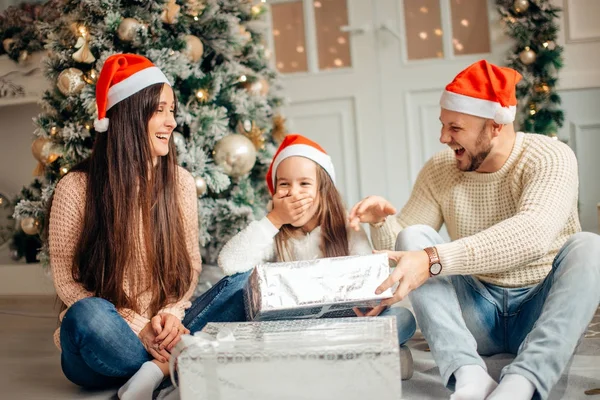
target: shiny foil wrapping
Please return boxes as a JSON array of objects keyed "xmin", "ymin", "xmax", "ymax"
[
  {"xmin": 177, "ymin": 317, "xmax": 402, "ymax": 400},
  {"xmin": 243, "ymin": 253, "xmax": 393, "ymax": 321}
]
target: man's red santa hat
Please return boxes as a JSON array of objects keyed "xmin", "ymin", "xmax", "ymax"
[{"xmin": 440, "ymin": 60, "xmax": 522, "ymax": 124}]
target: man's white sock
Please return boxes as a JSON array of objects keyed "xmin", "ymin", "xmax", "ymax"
[
  {"xmin": 118, "ymin": 361, "xmax": 165, "ymax": 400},
  {"xmin": 450, "ymin": 364, "xmax": 498, "ymax": 400},
  {"xmin": 486, "ymin": 374, "xmax": 535, "ymax": 400}
]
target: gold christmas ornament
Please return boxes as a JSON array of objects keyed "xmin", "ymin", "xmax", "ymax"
[
  {"xmin": 20, "ymin": 217, "xmax": 41, "ymax": 235},
  {"xmin": 519, "ymin": 47, "xmax": 536, "ymax": 65},
  {"xmin": 512, "ymin": 0, "xmax": 530, "ymax": 14},
  {"xmin": 194, "ymin": 175, "xmax": 207, "ymax": 196},
  {"xmin": 50, "ymin": 126, "xmax": 59, "ymax": 137},
  {"xmin": 57, "ymin": 68, "xmax": 86, "ymax": 96},
  {"xmin": 31, "ymin": 137, "xmax": 61, "ymax": 165},
  {"xmin": 534, "ymin": 82, "xmax": 550, "ymax": 95},
  {"xmin": 2, "ymin": 38, "xmax": 14, "ymax": 53},
  {"xmin": 271, "ymin": 114, "xmax": 287, "ymax": 143},
  {"xmin": 213, "ymin": 134, "xmax": 257, "ymax": 177},
  {"xmin": 184, "ymin": 35, "xmax": 204, "ymax": 62},
  {"xmin": 162, "ymin": 0, "xmax": 181, "ymax": 24},
  {"xmin": 60, "ymin": 166, "xmax": 70, "ymax": 176},
  {"xmin": 117, "ymin": 18, "xmax": 142, "ymax": 42},
  {"xmin": 243, "ymin": 78, "xmax": 269, "ymax": 96},
  {"xmin": 72, "ymin": 36, "xmax": 96, "ymax": 64},
  {"xmin": 237, "ymin": 120, "xmax": 265, "ymax": 150},
  {"xmin": 82, "ymin": 69, "xmax": 99, "ymax": 84}
]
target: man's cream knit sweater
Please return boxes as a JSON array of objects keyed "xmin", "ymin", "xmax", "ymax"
[{"xmin": 370, "ymin": 132, "xmax": 581, "ymax": 287}]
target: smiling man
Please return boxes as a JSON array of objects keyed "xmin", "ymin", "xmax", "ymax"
[{"xmin": 349, "ymin": 60, "xmax": 600, "ymax": 400}]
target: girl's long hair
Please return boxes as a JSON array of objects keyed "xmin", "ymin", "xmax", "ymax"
[
  {"xmin": 274, "ymin": 165, "xmax": 349, "ymax": 261},
  {"xmin": 63, "ymin": 83, "xmax": 192, "ymax": 315}
]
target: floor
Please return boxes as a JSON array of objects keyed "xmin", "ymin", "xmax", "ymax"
[{"xmin": 2, "ymin": 292, "xmax": 599, "ymax": 400}]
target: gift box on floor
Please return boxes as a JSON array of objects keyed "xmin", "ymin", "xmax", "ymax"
[
  {"xmin": 243, "ymin": 253, "xmax": 393, "ymax": 321},
  {"xmin": 174, "ymin": 317, "xmax": 402, "ymax": 400}
]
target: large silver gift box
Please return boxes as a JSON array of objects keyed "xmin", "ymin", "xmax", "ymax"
[
  {"xmin": 176, "ymin": 317, "xmax": 402, "ymax": 400},
  {"xmin": 244, "ymin": 253, "xmax": 393, "ymax": 321}
]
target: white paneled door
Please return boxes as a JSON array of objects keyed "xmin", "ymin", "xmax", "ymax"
[
  {"xmin": 268, "ymin": 0, "xmax": 511, "ymax": 208},
  {"xmin": 269, "ymin": 0, "xmax": 386, "ymax": 208}
]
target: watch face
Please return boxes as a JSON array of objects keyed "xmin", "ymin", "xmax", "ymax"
[{"xmin": 430, "ymin": 263, "xmax": 442, "ymax": 275}]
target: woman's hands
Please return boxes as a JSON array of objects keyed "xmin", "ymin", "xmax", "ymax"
[{"xmin": 139, "ymin": 313, "xmax": 189, "ymax": 361}]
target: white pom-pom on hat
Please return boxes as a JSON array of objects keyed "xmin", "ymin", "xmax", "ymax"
[
  {"xmin": 94, "ymin": 118, "xmax": 109, "ymax": 132},
  {"xmin": 494, "ymin": 107, "xmax": 515, "ymax": 124}
]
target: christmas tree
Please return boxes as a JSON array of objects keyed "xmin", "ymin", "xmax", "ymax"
[
  {"xmin": 496, "ymin": 0, "xmax": 564, "ymax": 136},
  {"xmin": 11, "ymin": 0, "xmax": 286, "ymax": 265}
]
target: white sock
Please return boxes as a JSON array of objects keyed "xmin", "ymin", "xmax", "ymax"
[
  {"xmin": 118, "ymin": 361, "xmax": 165, "ymax": 400},
  {"xmin": 486, "ymin": 374, "xmax": 535, "ymax": 400},
  {"xmin": 450, "ymin": 365, "xmax": 498, "ymax": 400}
]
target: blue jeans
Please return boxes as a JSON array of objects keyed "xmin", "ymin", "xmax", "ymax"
[
  {"xmin": 398, "ymin": 225, "xmax": 600, "ymax": 400},
  {"xmin": 61, "ymin": 269, "xmax": 417, "ymax": 388},
  {"xmin": 188, "ymin": 270, "xmax": 417, "ymax": 345}
]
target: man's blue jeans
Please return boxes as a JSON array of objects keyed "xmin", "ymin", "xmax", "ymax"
[{"xmin": 398, "ymin": 224, "xmax": 600, "ymax": 400}]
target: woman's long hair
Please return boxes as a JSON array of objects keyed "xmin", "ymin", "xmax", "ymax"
[
  {"xmin": 64, "ymin": 83, "xmax": 192, "ymax": 315},
  {"xmin": 274, "ymin": 165, "xmax": 349, "ymax": 261}
]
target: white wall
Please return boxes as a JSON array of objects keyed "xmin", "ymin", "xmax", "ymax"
[{"xmin": 0, "ymin": 103, "xmax": 39, "ymax": 197}]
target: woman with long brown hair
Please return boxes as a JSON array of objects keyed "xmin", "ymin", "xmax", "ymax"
[
  {"xmin": 190, "ymin": 134, "xmax": 417, "ymax": 379},
  {"xmin": 48, "ymin": 54, "xmax": 206, "ymax": 399}
]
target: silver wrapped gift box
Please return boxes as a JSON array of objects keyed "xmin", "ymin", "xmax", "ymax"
[
  {"xmin": 243, "ymin": 253, "xmax": 393, "ymax": 321},
  {"xmin": 175, "ymin": 317, "xmax": 402, "ymax": 400}
]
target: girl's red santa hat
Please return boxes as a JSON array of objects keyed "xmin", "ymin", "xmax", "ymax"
[
  {"xmin": 94, "ymin": 53, "xmax": 170, "ymax": 132},
  {"xmin": 440, "ymin": 60, "xmax": 522, "ymax": 124},
  {"xmin": 266, "ymin": 134, "xmax": 336, "ymax": 194}
]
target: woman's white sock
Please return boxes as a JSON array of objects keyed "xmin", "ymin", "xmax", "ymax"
[{"xmin": 118, "ymin": 361, "xmax": 165, "ymax": 400}]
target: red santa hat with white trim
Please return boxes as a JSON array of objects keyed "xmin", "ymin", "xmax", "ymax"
[
  {"xmin": 440, "ymin": 60, "xmax": 522, "ymax": 124},
  {"xmin": 266, "ymin": 134, "xmax": 336, "ymax": 195},
  {"xmin": 94, "ymin": 53, "xmax": 170, "ymax": 132}
]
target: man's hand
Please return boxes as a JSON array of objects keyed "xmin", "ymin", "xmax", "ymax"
[
  {"xmin": 267, "ymin": 189, "xmax": 313, "ymax": 228},
  {"xmin": 353, "ymin": 305, "xmax": 387, "ymax": 317},
  {"xmin": 151, "ymin": 313, "xmax": 189, "ymax": 352},
  {"xmin": 348, "ymin": 196, "xmax": 397, "ymax": 231},
  {"xmin": 374, "ymin": 250, "xmax": 431, "ymax": 306}
]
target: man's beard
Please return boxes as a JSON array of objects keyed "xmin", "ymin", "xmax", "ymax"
[{"xmin": 461, "ymin": 124, "xmax": 493, "ymax": 172}]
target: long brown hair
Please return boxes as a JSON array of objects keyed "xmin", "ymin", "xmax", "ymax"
[
  {"xmin": 63, "ymin": 83, "xmax": 192, "ymax": 315},
  {"xmin": 274, "ymin": 165, "xmax": 349, "ymax": 261}
]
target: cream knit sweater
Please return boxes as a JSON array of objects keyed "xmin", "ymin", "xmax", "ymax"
[
  {"xmin": 49, "ymin": 167, "xmax": 202, "ymax": 349},
  {"xmin": 370, "ymin": 132, "xmax": 581, "ymax": 287}
]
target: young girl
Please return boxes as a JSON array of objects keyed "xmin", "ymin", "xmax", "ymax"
[
  {"xmin": 193, "ymin": 134, "xmax": 417, "ymax": 379},
  {"xmin": 48, "ymin": 54, "xmax": 209, "ymax": 399}
]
